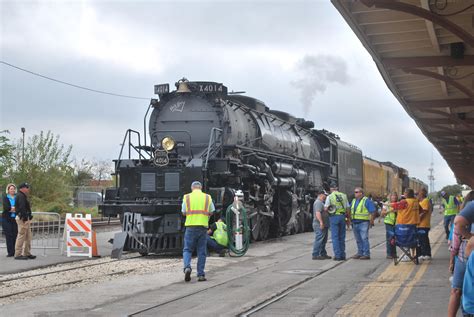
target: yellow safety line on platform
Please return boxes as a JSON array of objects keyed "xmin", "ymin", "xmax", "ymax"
[{"xmin": 336, "ymin": 222, "xmax": 444, "ymax": 317}]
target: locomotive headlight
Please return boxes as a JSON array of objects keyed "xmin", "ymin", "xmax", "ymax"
[{"xmin": 161, "ymin": 136, "xmax": 176, "ymax": 151}]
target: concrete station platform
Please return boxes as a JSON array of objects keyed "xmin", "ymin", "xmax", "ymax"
[
  {"xmin": 0, "ymin": 227, "xmax": 120, "ymax": 275},
  {"xmin": 0, "ymin": 209, "xmax": 457, "ymax": 316}
]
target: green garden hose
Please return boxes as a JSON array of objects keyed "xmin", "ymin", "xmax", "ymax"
[{"xmin": 225, "ymin": 203, "xmax": 250, "ymax": 257}]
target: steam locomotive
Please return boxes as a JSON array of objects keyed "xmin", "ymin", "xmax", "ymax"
[{"xmin": 99, "ymin": 78, "xmax": 423, "ymax": 254}]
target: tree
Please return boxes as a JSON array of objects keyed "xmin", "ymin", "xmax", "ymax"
[
  {"xmin": 0, "ymin": 130, "xmax": 14, "ymax": 189},
  {"xmin": 91, "ymin": 159, "xmax": 113, "ymax": 185},
  {"xmin": 72, "ymin": 159, "xmax": 94, "ymax": 187},
  {"xmin": 7, "ymin": 131, "xmax": 73, "ymax": 213},
  {"xmin": 439, "ymin": 184, "xmax": 463, "ymax": 197}
]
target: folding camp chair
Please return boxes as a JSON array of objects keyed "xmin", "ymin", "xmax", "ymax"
[{"xmin": 392, "ymin": 224, "xmax": 419, "ymax": 265}]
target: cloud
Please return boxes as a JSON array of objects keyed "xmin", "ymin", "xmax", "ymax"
[
  {"xmin": 291, "ymin": 54, "xmax": 351, "ymax": 115},
  {"xmin": 1, "ymin": 1, "xmax": 167, "ymax": 74},
  {"xmin": 0, "ymin": 0, "xmax": 458, "ymax": 189}
]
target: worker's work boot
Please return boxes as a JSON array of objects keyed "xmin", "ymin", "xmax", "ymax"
[{"xmin": 184, "ymin": 268, "xmax": 191, "ymax": 282}]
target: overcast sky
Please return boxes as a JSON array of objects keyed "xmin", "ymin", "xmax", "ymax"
[{"xmin": 0, "ymin": 0, "xmax": 457, "ymax": 190}]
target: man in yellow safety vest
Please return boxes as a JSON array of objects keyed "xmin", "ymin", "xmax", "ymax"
[
  {"xmin": 350, "ymin": 187, "xmax": 376, "ymax": 260},
  {"xmin": 441, "ymin": 191, "xmax": 460, "ymax": 240},
  {"xmin": 324, "ymin": 182, "xmax": 350, "ymax": 261},
  {"xmin": 182, "ymin": 181, "xmax": 215, "ymax": 282},
  {"xmin": 207, "ymin": 219, "xmax": 228, "ymax": 257}
]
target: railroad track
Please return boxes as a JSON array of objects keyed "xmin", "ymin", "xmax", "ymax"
[
  {"xmin": 238, "ymin": 241, "xmax": 387, "ymax": 317},
  {"xmin": 125, "ymin": 234, "xmax": 386, "ymax": 317},
  {"xmin": 0, "ymin": 254, "xmax": 143, "ymax": 300}
]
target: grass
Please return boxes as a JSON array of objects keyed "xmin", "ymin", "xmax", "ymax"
[{"xmin": 68, "ymin": 206, "xmax": 101, "ymax": 218}]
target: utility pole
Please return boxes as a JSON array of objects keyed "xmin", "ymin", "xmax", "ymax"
[
  {"xmin": 21, "ymin": 127, "xmax": 26, "ymax": 165},
  {"xmin": 428, "ymin": 150, "xmax": 435, "ymax": 193}
]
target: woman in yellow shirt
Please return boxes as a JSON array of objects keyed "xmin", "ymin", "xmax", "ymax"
[
  {"xmin": 393, "ymin": 189, "xmax": 420, "ymax": 225},
  {"xmin": 391, "ymin": 189, "xmax": 420, "ymax": 261}
]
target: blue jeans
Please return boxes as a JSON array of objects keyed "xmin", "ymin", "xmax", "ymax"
[
  {"xmin": 452, "ymin": 257, "xmax": 467, "ymax": 290},
  {"xmin": 445, "ymin": 215, "xmax": 456, "ymax": 239},
  {"xmin": 329, "ymin": 215, "xmax": 346, "ymax": 259},
  {"xmin": 385, "ymin": 224, "xmax": 396, "ymax": 257},
  {"xmin": 206, "ymin": 235, "xmax": 225, "ymax": 253},
  {"xmin": 353, "ymin": 221, "xmax": 370, "ymax": 257},
  {"xmin": 312, "ymin": 222, "xmax": 328, "ymax": 257},
  {"xmin": 183, "ymin": 227, "xmax": 208, "ymax": 277}
]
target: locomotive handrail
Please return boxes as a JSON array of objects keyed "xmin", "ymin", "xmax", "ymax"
[
  {"xmin": 116, "ymin": 129, "xmax": 149, "ymax": 172},
  {"xmin": 143, "ymin": 102, "xmax": 153, "ymax": 148},
  {"xmin": 203, "ymin": 127, "xmax": 223, "ymax": 171}
]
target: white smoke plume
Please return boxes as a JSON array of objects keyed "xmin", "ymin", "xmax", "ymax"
[{"xmin": 292, "ymin": 54, "xmax": 351, "ymax": 115}]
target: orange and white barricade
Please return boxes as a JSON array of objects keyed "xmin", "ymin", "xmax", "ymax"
[{"xmin": 65, "ymin": 213, "xmax": 92, "ymax": 257}]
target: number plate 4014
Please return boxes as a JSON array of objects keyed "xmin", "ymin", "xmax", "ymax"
[
  {"xmin": 199, "ymin": 84, "xmax": 224, "ymax": 93},
  {"xmin": 154, "ymin": 150, "xmax": 169, "ymax": 166}
]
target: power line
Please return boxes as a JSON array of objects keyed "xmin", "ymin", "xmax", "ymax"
[{"xmin": 0, "ymin": 60, "xmax": 151, "ymax": 100}]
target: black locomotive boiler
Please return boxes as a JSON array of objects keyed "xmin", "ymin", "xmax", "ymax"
[{"xmin": 99, "ymin": 78, "xmax": 363, "ymax": 254}]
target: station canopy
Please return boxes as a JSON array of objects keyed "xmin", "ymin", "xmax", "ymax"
[{"xmin": 332, "ymin": 0, "xmax": 474, "ymax": 187}]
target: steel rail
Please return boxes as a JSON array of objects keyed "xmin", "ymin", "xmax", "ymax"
[
  {"xmin": 0, "ymin": 254, "xmax": 142, "ymax": 284},
  {"xmin": 126, "ymin": 234, "xmax": 366, "ymax": 316}
]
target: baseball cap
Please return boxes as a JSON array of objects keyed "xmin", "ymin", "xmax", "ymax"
[
  {"xmin": 191, "ymin": 181, "xmax": 202, "ymax": 188},
  {"xmin": 18, "ymin": 182, "xmax": 30, "ymax": 189}
]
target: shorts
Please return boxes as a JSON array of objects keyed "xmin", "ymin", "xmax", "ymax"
[{"xmin": 452, "ymin": 257, "xmax": 467, "ymax": 290}]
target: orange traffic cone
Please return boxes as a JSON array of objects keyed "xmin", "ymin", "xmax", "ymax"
[{"xmin": 92, "ymin": 230, "xmax": 101, "ymax": 257}]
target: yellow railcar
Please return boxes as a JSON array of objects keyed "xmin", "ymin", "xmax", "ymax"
[
  {"xmin": 380, "ymin": 162, "xmax": 407, "ymax": 197},
  {"xmin": 362, "ymin": 157, "xmax": 388, "ymax": 200},
  {"xmin": 409, "ymin": 177, "xmax": 428, "ymax": 194}
]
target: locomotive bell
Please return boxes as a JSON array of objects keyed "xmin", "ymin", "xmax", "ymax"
[{"xmin": 176, "ymin": 81, "xmax": 191, "ymax": 93}]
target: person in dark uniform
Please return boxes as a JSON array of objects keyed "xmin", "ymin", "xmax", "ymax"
[
  {"xmin": 2, "ymin": 183, "xmax": 18, "ymax": 257},
  {"xmin": 14, "ymin": 182, "xmax": 36, "ymax": 260}
]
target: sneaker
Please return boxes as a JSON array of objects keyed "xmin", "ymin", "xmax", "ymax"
[
  {"xmin": 323, "ymin": 255, "xmax": 332, "ymax": 259},
  {"xmin": 351, "ymin": 254, "xmax": 361, "ymax": 259},
  {"xmin": 333, "ymin": 257, "xmax": 345, "ymax": 261},
  {"xmin": 424, "ymin": 256, "xmax": 432, "ymax": 260},
  {"xmin": 27, "ymin": 255, "xmax": 36, "ymax": 259},
  {"xmin": 359, "ymin": 256, "xmax": 370, "ymax": 260},
  {"xmin": 184, "ymin": 268, "xmax": 192, "ymax": 282},
  {"xmin": 6, "ymin": 254, "xmax": 14, "ymax": 258},
  {"xmin": 219, "ymin": 250, "xmax": 226, "ymax": 257},
  {"xmin": 312, "ymin": 256, "xmax": 326, "ymax": 260},
  {"xmin": 197, "ymin": 276, "xmax": 207, "ymax": 282},
  {"xmin": 14, "ymin": 256, "xmax": 28, "ymax": 260}
]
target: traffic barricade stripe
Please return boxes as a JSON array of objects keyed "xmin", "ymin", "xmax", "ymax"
[
  {"xmin": 75, "ymin": 219, "xmax": 91, "ymax": 232},
  {"xmin": 67, "ymin": 219, "xmax": 81, "ymax": 232},
  {"xmin": 70, "ymin": 237, "xmax": 83, "ymax": 247},
  {"xmin": 65, "ymin": 213, "xmax": 93, "ymax": 258}
]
